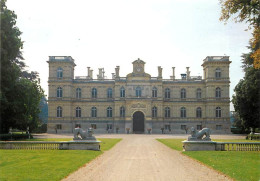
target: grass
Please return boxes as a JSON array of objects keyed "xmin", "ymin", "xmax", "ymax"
[
  {"xmin": 0, "ymin": 138, "xmax": 121, "ymax": 181},
  {"xmin": 157, "ymin": 138, "xmax": 260, "ymax": 181}
]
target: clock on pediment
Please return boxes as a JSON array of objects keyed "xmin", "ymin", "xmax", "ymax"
[{"xmin": 133, "ymin": 58, "xmax": 145, "ymax": 73}]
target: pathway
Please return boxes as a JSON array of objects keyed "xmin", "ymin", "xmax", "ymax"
[{"xmin": 62, "ymin": 134, "xmax": 232, "ymax": 181}]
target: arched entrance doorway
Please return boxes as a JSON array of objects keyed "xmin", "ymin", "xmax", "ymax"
[{"xmin": 133, "ymin": 111, "xmax": 144, "ymax": 133}]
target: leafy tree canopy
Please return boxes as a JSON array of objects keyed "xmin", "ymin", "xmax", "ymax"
[
  {"xmin": 0, "ymin": 0, "xmax": 44, "ymax": 133},
  {"xmin": 220, "ymin": 0, "xmax": 260, "ymax": 131}
]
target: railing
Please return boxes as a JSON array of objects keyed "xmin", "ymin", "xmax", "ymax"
[
  {"xmin": 216, "ymin": 142, "xmax": 260, "ymax": 151},
  {"xmin": 0, "ymin": 141, "xmax": 61, "ymax": 150}
]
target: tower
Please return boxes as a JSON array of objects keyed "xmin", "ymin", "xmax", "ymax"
[{"xmin": 47, "ymin": 56, "xmax": 76, "ymax": 133}]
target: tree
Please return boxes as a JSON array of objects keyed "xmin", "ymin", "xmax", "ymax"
[
  {"xmin": 220, "ymin": 0, "xmax": 260, "ymax": 131},
  {"xmin": 0, "ymin": 0, "xmax": 44, "ymax": 133}
]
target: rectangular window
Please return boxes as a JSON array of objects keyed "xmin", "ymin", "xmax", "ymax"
[
  {"xmin": 56, "ymin": 124, "xmax": 62, "ymax": 130},
  {"xmin": 75, "ymin": 124, "xmax": 81, "ymax": 128},
  {"xmin": 216, "ymin": 125, "xmax": 222, "ymax": 130},
  {"xmin": 91, "ymin": 124, "xmax": 97, "ymax": 129},
  {"xmin": 197, "ymin": 125, "xmax": 202, "ymax": 130},
  {"xmin": 165, "ymin": 125, "xmax": 170, "ymax": 130},
  {"xmin": 181, "ymin": 125, "xmax": 186, "ymax": 130},
  {"xmin": 107, "ymin": 124, "xmax": 112, "ymax": 130}
]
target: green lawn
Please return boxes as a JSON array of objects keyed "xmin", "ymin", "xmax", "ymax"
[
  {"xmin": 0, "ymin": 138, "xmax": 121, "ymax": 181},
  {"xmin": 157, "ymin": 138, "xmax": 260, "ymax": 181}
]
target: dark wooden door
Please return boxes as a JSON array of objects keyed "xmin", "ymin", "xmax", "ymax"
[{"xmin": 133, "ymin": 111, "xmax": 144, "ymax": 133}]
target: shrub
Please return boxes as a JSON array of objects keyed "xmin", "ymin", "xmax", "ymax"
[
  {"xmin": 246, "ymin": 134, "xmax": 260, "ymax": 140},
  {"xmin": 0, "ymin": 133, "xmax": 33, "ymax": 141}
]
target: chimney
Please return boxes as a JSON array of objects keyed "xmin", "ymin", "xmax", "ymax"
[
  {"xmin": 186, "ymin": 67, "xmax": 190, "ymax": 79},
  {"xmin": 158, "ymin": 66, "xmax": 162, "ymax": 78},
  {"xmin": 115, "ymin": 66, "xmax": 120, "ymax": 78},
  {"xmin": 171, "ymin": 67, "xmax": 175, "ymax": 80},
  {"xmin": 87, "ymin": 67, "xmax": 91, "ymax": 77}
]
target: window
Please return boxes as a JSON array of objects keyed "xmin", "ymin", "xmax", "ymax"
[
  {"xmin": 165, "ymin": 107, "xmax": 170, "ymax": 118},
  {"xmin": 181, "ymin": 88, "xmax": 186, "ymax": 99},
  {"xmin": 152, "ymin": 106, "xmax": 157, "ymax": 118},
  {"xmin": 180, "ymin": 107, "xmax": 186, "ymax": 118},
  {"xmin": 215, "ymin": 87, "xmax": 221, "ymax": 98},
  {"xmin": 57, "ymin": 67, "xmax": 63, "ymax": 78},
  {"xmin": 107, "ymin": 107, "xmax": 112, "ymax": 117},
  {"xmin": 107, "ymin": 88, "xmax": 112, "ymax": 98},
  {"xmin": 76, "ymin": 88, "xmax": 81, "ymax": 99},
  {"xmin": 92, "ymin": 88, "xmax": 97, "ymax": 98},
  {"xmin": 181, "ymin": 125, "xmax": 186, "ymax": 130},
  {"xmin": 107, "ymin": 124, "xmax": 112, "ymax": 130},
  {"xmin": 136, "ymin": 87, "xmax": 141, "ymax": 97},
  {"xmin": 165, "ymin": 124, "xmax": 171, "ymax": 130},
  {"xmin": 57, "ymin": 87, "xmax": 62, "ymax": 98},
  {"xmin": 215, "ymin": 68, "xmax": 221, "ymax": 78},
  {"xmin": 165, "ymin": 88, "xmax": 170, "ymax": 99},
  {"xmin": 91, "ymin": 107, "xmax": 97, "ymax": 117},
  {"xmin": 216, "ymin": 125, "xmax": 222, "ymax": 130},
  {"xmin": 120, "ymin": 106, "xmax": 125, "ymax": 117},
  {"xmin": 152, "ymin": 87, "xmax": 157, "ymax": 98},
  {"xmin": 120, "ymin": 87, "xmax": 125, "ymax": 98},
  {"xmin": 196, "ymin": 107, "xmax": 202, "ymax": 118},
  {"xmin": 75, "ymin": 124, "xmax": 81, "ymax": 128},
  {"xmin": 216, "ymin": 107, "xmax": 221, "ymax": 118},
  {"xmin": 197, "ymin": 125, "xmax": 202, "ymax": 130},
  {"xmin": 91, "ymin": 124, "xmax": 97, "ymax": 129},
  {"xmin": 196, "ymin": 88, "xmax": 201, "ymax": 99},
  {"xmin": 76, "ymin": 107, "xmax": 81, "ymax": 117},
  {"xmin": 56, "ymin": 124, "xmax": 62, "ymax": 130},
  {"xmin": 57, "ymin": 106, "xmax": 62, "ymax": 117}
]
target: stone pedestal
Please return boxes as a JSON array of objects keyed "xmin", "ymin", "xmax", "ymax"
[
  {"xmin": 60, "ymin": 140, "xmax": 101, "ymax": 151},
  {"xmin": 182, "ymin": 141, "xmax": 217, "ymax": 151}
]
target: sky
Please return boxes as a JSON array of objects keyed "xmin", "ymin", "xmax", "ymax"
[{"xmin": 7, "ymin": 0, "xmax": 252, "ymax": 110}]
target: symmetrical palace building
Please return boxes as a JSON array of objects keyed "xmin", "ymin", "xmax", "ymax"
[{"xmin": 47, "ymin": 56, "xmax": 231, "ymax": 134}]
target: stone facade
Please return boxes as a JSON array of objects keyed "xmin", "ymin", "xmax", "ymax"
[{"xmin": 47, "ymin": 56, "xmax": 231, "ymax": 134}]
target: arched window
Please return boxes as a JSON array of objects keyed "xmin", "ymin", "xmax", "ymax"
[
  {"xmin": 120, "ymin": 87, "xmax": 125, "ymax": 98},
  {"xmin": 57, "ymin": 67, "xmax": 63, "ymax": 78},
  {"xmin": 107, "ymin": 88, "xmax": 112, "ymax": 98},
  {"xmin": 136, "ymin": 87, "xmax": 141, "ymax": 97},
  {"xmin": 120, "ymin": 106, "xmax": 125, "ymax": 117},
  {"xmin": 181, "ymin": 107, "xmax": 186, "ymax": 118},
  {"xmin": 216, "ymin": 107, "xmax": 221, "ymax": 118},
  {"xmin": 76, "ymin": 88, "xmax": 81, "ymax": 99},
  {"xmin": 181, "ymin": 88, "xmax": 186, "ymax": 99},
  {"xmin": 165, "ymin": 88, "xmax": 170, "ymax": 99},
  {"xmin": 215, "ymin": 87, "xmax": 221, "ymax": 98},
  {"xmin": 107, "ymin": 107, "xmax": 112, "ymax": 117},
  {"xmin": 215, "ymin": 68, "xmax": 221, "ymax": 78},
  {"xmin": 165, "ymin": 107, "xmax": 170, "ymax": 118},
  {"xmin": 76, "ymin": 107, "xmax": 81, "ymax": 118},
  {"xmin": 91, "ymin": 107, "xmax": 97, "ymax": 117},
  {"xmin": 196, "ymin": 88, "xmax": 202, "ymax": 99},
  {"xmin": 196, "ymin": 107, "xmax": 202, "ymax": 118},
  {"xmin": 92, "ymin": 88, "xmax": 97, "ymax": 98},
  {"xmin": 57, "ymin": 106, "xmax": 62, "ymax": 117},
  {"xmin": 57, "ymin": 87, "xmax": 62, "ymax": 98},
  {"xmin": 152, "ymin": 106, "xmax": 157, "ymax": 118},
  {"xmin": 152, "ymin": 87, "xmax": 157, "ymax": 98}
]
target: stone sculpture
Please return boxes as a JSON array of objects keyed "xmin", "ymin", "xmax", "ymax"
[
  {"xmin": 74, "ymin": 127, "xmax": 96, "ymax": 141},
  {"xmin": 188, "ymin": 127, "xmax": 211, "ymax": 141}
]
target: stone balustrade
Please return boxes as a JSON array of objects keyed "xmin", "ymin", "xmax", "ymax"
[
  {"xmin": 216, "ymin": 142, "xmax": 260, "ymax": 151},
  {"xmin": 0, "ymin": 141, "xmax": 101, "ymax": 150}
]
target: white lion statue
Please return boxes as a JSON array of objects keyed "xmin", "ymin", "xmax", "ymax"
[
  {"xmin": 74, "ymin": 127, "xmax": 96, "ymax": 140},
  {"xmin": 188, "ymin": 127, "xmax": 211, "ymax": 141}
]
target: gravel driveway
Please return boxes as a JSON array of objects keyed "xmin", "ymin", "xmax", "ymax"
[{"xmin": 61, "ymin": 134, "xmax": 234, "ymax": 181}]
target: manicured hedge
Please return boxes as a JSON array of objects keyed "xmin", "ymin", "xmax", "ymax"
[
  {"xmin": 246, "ymin": 134, "xmax": 260, "ymax": 140},
  {"xmin": 0, "ymin": 134, "xmax": 33, "ymax": 141}
]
